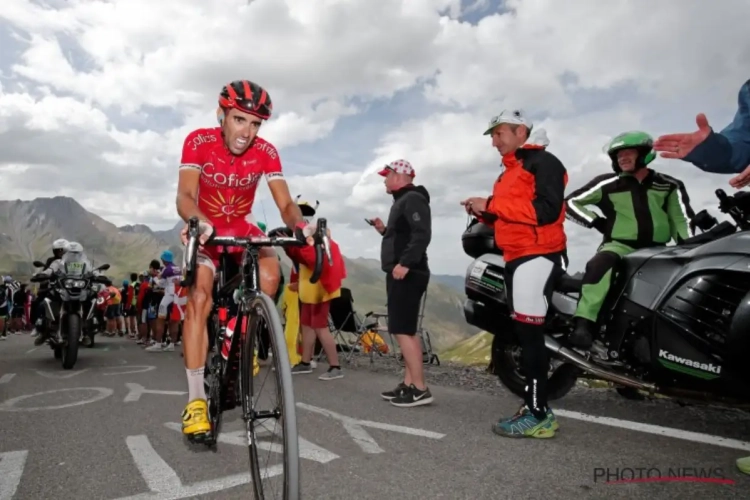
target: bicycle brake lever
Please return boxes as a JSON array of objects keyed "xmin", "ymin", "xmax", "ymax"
[
  {"xmin": 322, "ymin": 235, "xmax": 333, "ymax": 266},
  {"xmin": 316, "ymin": 218, "xmax": 334, "ymax": 266}
]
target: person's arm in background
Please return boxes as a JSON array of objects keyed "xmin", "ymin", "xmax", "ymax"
[
  {"xmin": 657, "ymin": 79, "xmax": 750, "ymax": 174},
  {"xmin": 398, "ymin": 193, "xmax": 432, "ymax": 269},
  {"xmin": 565, "ymin": 173, "xmax": 617, "ymax": 233},
  {"xmin": 665, "ymin": 177, "xmax": 696, "ymax": 242}
]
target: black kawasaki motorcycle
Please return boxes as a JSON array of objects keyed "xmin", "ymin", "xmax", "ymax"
[
  {"xmin": 462, "ymin": 189, "xmax": 750, "ymax": 408},
  {"xmin": 31, "ymin": 256, "xmax": 110, "ymax": 369}
]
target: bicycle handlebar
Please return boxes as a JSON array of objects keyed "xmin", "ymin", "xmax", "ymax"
[
  {"xmin": 715, "ymin": 189, "xmax": 750, "ymax": 230},
  {"xmin": 180, "ymin": 216, "xmax": 334, "ymax": 288}
]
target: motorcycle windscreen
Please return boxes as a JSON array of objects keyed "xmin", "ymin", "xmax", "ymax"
[{"xmin": 62, "ymin": 252, "xmax": 91, "ymax": 277}]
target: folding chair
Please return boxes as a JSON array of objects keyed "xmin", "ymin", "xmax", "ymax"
[
  {"xmin": 311, "ymin": 288, "xmax": 392, "ymax": 364},
  {"xmin": 344, "ymin": 288, "xmax": 440, "ymax": 366}
]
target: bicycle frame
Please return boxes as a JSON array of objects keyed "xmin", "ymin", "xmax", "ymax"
[{"xmin": 214, "ymin": 244, "xmax": 264, "ymax": 414}]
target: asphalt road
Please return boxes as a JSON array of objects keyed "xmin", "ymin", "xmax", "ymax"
[{"xmin": 1, "ymin": 334, "xmax": 749, "ymax": 500}]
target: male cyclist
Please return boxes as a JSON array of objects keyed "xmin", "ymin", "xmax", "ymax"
[
  {"xmin": 461, "ymin": 109, "xmax": 568, "ymax": 438},
  {"xmin": 176, "ymin": 80, "xmax": 310, "ymax": 440},
  {"xmin": 565, "ymin": 131, "xmax": 695, "ymax": 351}
]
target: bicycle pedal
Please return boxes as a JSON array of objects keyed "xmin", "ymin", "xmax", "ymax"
[{"xmin": 186, "ymin": 431, "xmax": 213, "ymax": 445}]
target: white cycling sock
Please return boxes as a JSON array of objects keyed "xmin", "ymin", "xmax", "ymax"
[{"xmin": 186, "ymin": 368, "xmax": 206, "ymax": 402}]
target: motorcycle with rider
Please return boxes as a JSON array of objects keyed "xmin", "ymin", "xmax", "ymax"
[
  {"xmin": 462, "ymin": 126, "xmax": 750, "ymax": 418},
  {"xmin": 31, "ymin": 241, "xmax": 111, "ymax": 368}
]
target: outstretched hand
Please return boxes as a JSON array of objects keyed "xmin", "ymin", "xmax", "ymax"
[
  {"xmin": 653, "ymin": 113, "xmax": 712, "ymax": 159},
  {"xmin": 729, "ymin": 164, "xmax": 750, "ymax": 189}
]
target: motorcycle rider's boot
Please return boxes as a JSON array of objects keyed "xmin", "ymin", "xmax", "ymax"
[
  {"xmin": 569, "ymin": 317, "xmax": 595, "ymax": 349},
  {"xmin": 33, "ymin": 330, "xmax": 47, "ymax": 346},
  {"xmin": 30, "ymin": 319, "xmax": 42, "ymax": 338},
  {"xmin": 182, "ymin": 399, "xmax": 211, "ymax": 441}
]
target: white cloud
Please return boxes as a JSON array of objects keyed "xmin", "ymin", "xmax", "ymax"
[{"xmin": 1, "ymin": 0, "xmax": 748, "ymax": 276}]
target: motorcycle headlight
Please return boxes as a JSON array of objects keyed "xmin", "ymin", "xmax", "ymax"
[{"xmin": 64, "ymin": 279, "xmax": 88, "ymax": 289}]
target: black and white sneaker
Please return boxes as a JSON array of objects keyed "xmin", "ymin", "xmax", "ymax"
[
  {"xmin": 380, "ymin": 382, "xmax": 408, "ymax": 401},
  {"xmin": 390, "ymin": 384, "xmax": 433, "ymax": 407},
  {"xmin": 291, "ymin": 363, "xmax": 313, "ymax": 375}
]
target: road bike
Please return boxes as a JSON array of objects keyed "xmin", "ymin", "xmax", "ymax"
[{"xmin": 181, "ymin": 216, "xmax": 332, "ymax": 500}]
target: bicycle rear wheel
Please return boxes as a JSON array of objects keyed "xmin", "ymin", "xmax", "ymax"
[{"xmin": 239, "ymin": 292, "xmax": 300, "ymax": 500}]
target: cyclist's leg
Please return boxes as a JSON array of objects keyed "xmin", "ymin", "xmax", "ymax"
[
  {"xmin": 258, "ymin": 247, "xmax": 281, "ymax": 298},
  {"xmin": 181, "ymin": 252, "xmax": 215, "ymax": 437}
]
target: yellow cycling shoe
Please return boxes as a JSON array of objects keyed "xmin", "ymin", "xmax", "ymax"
[
  {"xmin": 254, "ymin": 351, "xmax": 260, "ymax": 376},
  {"xmin": 181, "ymin": 399, "xmax": 211, "ymax": 436}
]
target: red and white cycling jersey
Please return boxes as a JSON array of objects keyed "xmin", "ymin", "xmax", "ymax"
[
  {"xmin": 179, "ymin": 127, "xmax": 285, "ymax": 265},
  {"xmin": 179, "ymin": 127, "xmax": 284, "ymax": 230}
]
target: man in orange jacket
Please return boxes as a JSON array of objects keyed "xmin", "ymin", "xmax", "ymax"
[
  {"xmin": 462, "ymin": 109, "xmax": 568, "ymax": 439},
  {"xmin": 283, "ymin": 200, "xmax": 347, "ymax": 381}
]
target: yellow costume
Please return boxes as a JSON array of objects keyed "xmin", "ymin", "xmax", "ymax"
[{"xmin": 282, "ymin": 284, "xmax": 302, "ymax": 365}]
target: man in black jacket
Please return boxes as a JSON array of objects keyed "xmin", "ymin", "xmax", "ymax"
[{"xmin": 368, "ymin": 159, "xmax": 433, "ymax": 407}]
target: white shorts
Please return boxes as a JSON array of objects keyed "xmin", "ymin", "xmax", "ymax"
[{"xmin": 158, "ymin": 293, "xmax": 176, "ymax": 318}]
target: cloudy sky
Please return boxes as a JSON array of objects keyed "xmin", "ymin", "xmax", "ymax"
[{"xmin": 1, "ymin": 0, "xmax": 749, "ymax": 275}]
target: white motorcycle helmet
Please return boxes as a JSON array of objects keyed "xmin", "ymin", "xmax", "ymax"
[
  {"xmin": 67, "ymin": 242, "xmax": 84, "ymax": 253},
  {"xmin": 52, "ymin": 239, "xmax": 69, "ymax": 252}
]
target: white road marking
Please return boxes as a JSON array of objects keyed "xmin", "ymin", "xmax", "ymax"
[
  {"xmin": 297, "ymin": 402, "xmax": 446, "ymax": 454},
  {"xmin": 118, "ymin": 435, "xmax": 283, "ymax": 500},
  {"xmin": 555, "ymin": 408, "xmax": 750, "ymax": 452},
  {"xmin": 123, "ymin": 383, "xmax": 186, "ymax": 403},
  {"xmin": 163, "ymin": 422, "xmax": 340, "ymax": 463},
  {"xmin": 0, "ymin": 374, "xmax": 15, "ymax": 385},
  {"xmin": 0, "ymin": 387, "xmax": 114, "ymax": 412},
  {"xmin": 0, "ymin": 450, "xmax": 28, "ymax": 500},
  {"xmin": 24, "ymin": 347, "xmax": 38, "ymax": 354},
  {"xmin": 125, "ymin": 436, "xmax": 181, "ymax": 492},
  {"xmin": 35, "ymin": 369, "xmax": 89, "ymax": 379},
  {"xmin": 102, "ymin": 365, "xmax": 156, "ymax": 376}
]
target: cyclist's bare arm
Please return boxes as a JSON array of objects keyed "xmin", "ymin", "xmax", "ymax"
[
  {"xmin": 176, "ymin": 169, "xmax": 209, "ymax": 223},
  {"xmin": 268, "ymin": 180, "xmax": 304, "ymax": 229}
]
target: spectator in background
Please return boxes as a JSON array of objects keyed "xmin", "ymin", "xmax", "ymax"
[
  {"xmin": 125, "ymin": 273, "xmax": 138, "ymax": 337},
  {"xmin": 283, "ymin": 198, "xmax": 347, "ymax": 380},
  {"xmin": 105, "ymin": 283, "xmax": 123, "ymax": 336},
  {"xmin": 136, "ymin": 272, "xmax": 151, "ymax": 345},
  {"xmin": 653, "ymin": 79, "xmax": 750, "ymax": 475},
  {"xmin": 10, "ymin": 284, "xmax": 27, "ymax": 333},
  {"xmin": 369, "ymin": 159, "xmax": 433, "ymax": 407}
]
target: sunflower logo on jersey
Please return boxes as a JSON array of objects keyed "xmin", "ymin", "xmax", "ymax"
[{"xmin": 201, "ymin": 192, "xmax": 253, "ymax": 224}]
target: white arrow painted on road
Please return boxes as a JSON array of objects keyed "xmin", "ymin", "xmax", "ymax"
[
  {"xmin": 35, "ymin": 369, "xmax": 90, "ymax": 379},
  {"xmin": 0, "ymin": 450, "xmax": 28, "ymax": 500},
  {"xmin": 297, "ymin": 402, "xmax": 446, "ymax": 454},
  {"xmin": 123, "ymin": 384, "xmax": 186, "ymax": 403},
  {"xmin": 163, "ymin": 422, "xmax": 339, "ymax": 463},
  {"xmin": 102, "ymin": 365, "xmax": 156, "ymax": 376},
  {"xmin": 116, "ymin": 435, "xmax": 283, "ymax": 500},
  {"xmin": 0, "ymin": 374, "xmax": 15, "ymax": 385}
]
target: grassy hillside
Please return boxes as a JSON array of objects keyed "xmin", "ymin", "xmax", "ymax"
[{"xmin": 441, "ymin": 331, "xmax": 492, "ymax": 366}]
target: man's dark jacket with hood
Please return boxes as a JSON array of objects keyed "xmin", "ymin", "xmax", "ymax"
[{"xmin": 380, "ymin": 184, "xmax": 432, "ymax": 274}]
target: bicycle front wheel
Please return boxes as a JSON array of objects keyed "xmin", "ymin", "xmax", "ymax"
[{"xmin": 239, "ymin": 292, "xmax": 300, "ymax": 500}]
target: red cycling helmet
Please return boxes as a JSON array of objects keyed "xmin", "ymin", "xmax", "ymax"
[{"xmin": 218, "ymin": 80, "xmax": 273, "ymax": 120}]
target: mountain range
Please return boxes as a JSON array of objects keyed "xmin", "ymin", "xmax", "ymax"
[{"xmin": 0, "ymin": 196, "xmax": 476, "ymax": 350}]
